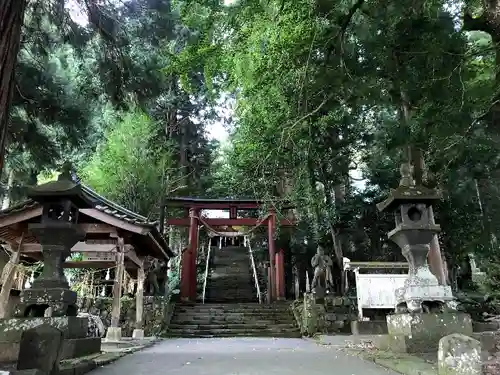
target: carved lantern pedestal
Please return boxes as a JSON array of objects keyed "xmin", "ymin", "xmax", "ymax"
[{"xmin": 19, "ymin": 222, "xmax": 84, "ymax": 317}]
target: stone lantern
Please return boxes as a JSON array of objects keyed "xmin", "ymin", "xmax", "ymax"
[
  {"xmin": 377, "ymin": 163, "xmax": 455, "ymax": 313},
  {"xmin": 375, "ymin": 163, "xmax": 472, "ymax": 354},
  {"xmin": 17, "ymin": 169, "xmax": 88, "ymax": 317}
]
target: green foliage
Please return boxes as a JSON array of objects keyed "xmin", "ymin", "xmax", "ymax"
[
  {"xmin": 81, "ymin": 110, "xmax": 174, "ymax": 217},
  {"xmin": 9, "ymin": 0, "xmax": 500, "ymax": 295},
  {"xmin": 184, "ymin": 0, "xmax": 500, "ymax": 287}
]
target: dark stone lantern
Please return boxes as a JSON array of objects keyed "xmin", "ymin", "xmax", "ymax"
[
  {"xmin": 17, "ymin": 166, "xmax": 90, "ymax": 317},
  {"xmin": 376, "ymin": 163, "xmax": 455, "ymax": 313}
]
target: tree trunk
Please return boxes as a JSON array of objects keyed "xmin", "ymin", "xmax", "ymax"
[
  {"xmin": 332, "ymin": 183, "xmax": 346, "ymax": 268},
  {"xmin": 179, "ymin": 125, "xmax": 189, "ymax": 189},
  {"xmin": 464, "ymin": 3, "xmax": 500, "ymax": 132},
  {"xmin": 475, "ymin": 178, "xmax": 498, "ymax": 251},
  {"xmin": 158, "ymin": 195, "xmax": 166, "ymax": 235},
  {"xmin": 0, "ymin": 0, "xmax": 26, "ymax": 177},
  {"xmin": 1, "ymin": 167, "xmax": 14, "ymax": 210}
]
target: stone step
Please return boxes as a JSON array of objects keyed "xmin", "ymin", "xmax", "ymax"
[
  {"xmin": 172, "ymin": 313, "xmax": 295, "ymax": 319},
  {"xmin": 207, "ymin": 286, "xmax": 253, "ymax": 289},
  {"xmin": 204, "ymin": 298, "xmax": 258, "ymax": 303},
  {"xmin": 173, "ymin": 312, "xmax": 293, "ymax": 318},
  {"xmin": 166, "ymin": 333, "xmax": 302, "ymax": 339},
  {"xmin": 204, "ymin": 299, "xmax": 258, "ymax": 303},
  {"xmin": 209, "ymin": 275, "xmax": 252, "ymax": 279},
  {"xmin": 174, "ymin": 308, "xmax": 291, "ymax": 314},
  {"xmin": 176, "ymin": 303, "xmax": 289, "ymax": 308},
  {"xmin": 169, "ymin": 323, "xmax": 296, "ymax": 330},
  {"xmin": 172, "ymin": 318, "xmax": 294, "ymax": 324},
  {"xmin": 206, "ymin": 288, "xmax": 254, "ymax": 291},
  {"xmin": 206, "ymin": 289, "xmax": 255, "ymax": 292},
  {"xmin": 166, "ymin": 328, "xmax": 301, "ymax": 337},
  {"xmin": 204, "ymin": 293, "xmax": 256, "ymax": 296},
  {"xmin": 204, "ymin": 290, "xmax": 254, "ymax": 293},
  {"xmin": 170, "ymin": 317, "xmax": 295, "ymax": 326}
]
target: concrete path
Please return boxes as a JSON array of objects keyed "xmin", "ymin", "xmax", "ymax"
[{"xmin": 89, "ymin": 337, "xmax": 398, "ymax": 375}]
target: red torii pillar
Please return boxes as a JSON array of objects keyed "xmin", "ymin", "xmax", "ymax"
[
  {"xmin": 275, "ymin": 249, "xmax": 285, "ymax": 301},
  {"xmin": 180, "ymin": 207, "xmax": 199, "ymax": 302},
  {"xmin": 267, "ymin": 210, "xmax": 276, "ymax": 302},
  {"xmin": 268, "ymin": 209, "xmax": 285, "ymax": 302}
]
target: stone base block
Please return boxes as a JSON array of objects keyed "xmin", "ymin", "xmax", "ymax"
[
  {"xmin": 386, "ymin": 313, "xmax": 473, "ymax": 353},
  {"xmin": 473, "ymin": 331, "xmax": 500, "ymax": 361},
  {"xmin": 132, "ymin": 329, "xmax": 144, "ymax": 340},
  {"xmin": 104, "ymin": 327, "xmax": 122, "ymax": 342},
  {"xmin": 0, "ymin": 337, "xmax": 101, "ymax": 363},
  {"xmin": 12, "ymin": 370, "xmax": 45, "ymax": 375},
  {"xmin": 351, "ymin": 320, "xmax": 388, "ymax": 335},
  {"xmin": 473, "ymin": 321, "xmax": 500, "ymax": 332},
  {"xmin": 60, "ymin": 338, "xmax": 102, "ymax": 359},
  {"xmin": 0, "ymin": 341, "xmax": 21, "ymax": 362},
  {"xmin": 0, "ymin": 317, "xmax": 88, "ymax": 343}
]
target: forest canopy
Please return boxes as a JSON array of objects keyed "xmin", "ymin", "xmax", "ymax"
[{"xmin": 1, "ymin": 0, "xmax": 500, "ymax": 291}]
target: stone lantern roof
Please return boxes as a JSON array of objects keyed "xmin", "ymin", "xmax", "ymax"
[
  {"xmin": 376, "ymin": 184, "xmax": 442, "ymax": 213},
  {"xmin": 376, "ymin": 162, "xmax": 442, "ymax": 212}
]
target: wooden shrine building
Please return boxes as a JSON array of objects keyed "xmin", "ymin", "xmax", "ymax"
[
  {"xmin": 0, "ymin": 177, "xmax": 174, "ymax": 339},
  {"xmin": 165, "ymin": 197, "xmax": 295, "ymax": 303}
]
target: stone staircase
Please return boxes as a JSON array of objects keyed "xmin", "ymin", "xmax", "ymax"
[
  {"xmin": 204, "ymin": 245, "xmax": 257, "ymax": 303},
  {"xmin": 167, "ymin": 246, "xmax": 300, "ymax": 338},
  {"xmin": 167, "ymin": 303, "xmax": 301, "ymax": 338}
]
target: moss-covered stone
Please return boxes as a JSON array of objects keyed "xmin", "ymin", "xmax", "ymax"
[
  {"xmin": 438, "ymin": 334, "xmax": 481, "ymax": 375},
  {"xmin": 387, "ymin": 313, "xmax": 473, "ymax": 354},
  {"xmin": 77, "ymin": 296, "xmax": 174, "ymax": 337},
  {"xmin": 290, "ymin": 294, "xmax": 356, "ymax": 336},
  {"xmin": 348, "ymin": 348, "xmax": 437, "ymax": 375}
]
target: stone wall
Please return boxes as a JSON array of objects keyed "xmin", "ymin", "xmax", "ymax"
[
  {"xmin": 291, "ymin": 294, "xmax": 356, "ymax": 336},
  {"xmin": 77, "ymin": 296, "xmax": 174, "ymax": 337}
]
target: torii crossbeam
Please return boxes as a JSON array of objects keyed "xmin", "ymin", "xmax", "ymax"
[{"xmin": 165, "ymin": 197, "xmax": 296, "ymax": 303}]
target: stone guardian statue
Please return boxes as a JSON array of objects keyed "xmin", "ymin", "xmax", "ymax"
[{"xmin": 311, "ymin": 246, "xmax": 334, "ymax": 294}]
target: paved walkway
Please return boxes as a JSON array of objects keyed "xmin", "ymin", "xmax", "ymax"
[{"xmin": 90, "ymin": 337, "xmax": 398, "ymax": 375}]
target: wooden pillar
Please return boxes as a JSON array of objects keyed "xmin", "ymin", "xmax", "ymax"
[
  {"xmin": 275, "ymin": 249, "xmax": 285, "ymax": 301},
  {"xmin": 106, "ymin": 238, "xmax": 125, "ymax": 341},
  {"xmin": 266, "ymin": 264, "xmax": 272, "ymax": 304},
  {"xmin": 132, "ymin": 259, "xmax": 145, "ymax": 339},
  {"xmin": 188, "ymin": 208, "xmax": 199, "ymax": 301},
  {"xmin": 268, "ymin": 210, "xmax": 276, "ymax": 302},
  {"xmin": 229, "ymin": 206, "xmax": 237, "ymax": 219},
  {"xmin": 180, "ymin": 246, "xmax": 191, "ymax": 301},
  {"xmin": 0, "ymin": 237, "xmax": 23, "ymax": 318}
]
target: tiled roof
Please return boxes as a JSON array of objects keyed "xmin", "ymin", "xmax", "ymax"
[
  {"xmin": 0, "ymin": 199, "xmax": 39, "ymax": 217},
  {"xmin": 0, "ymin": 184, "xmax": 159, "ymax": 228},
  {"xmin": 0, "ymin": 183, "xmax": 174, "ymax": 259},
  {"xmin": 81, "ymin": 185, "xmax": 158, "ymax": 227}
]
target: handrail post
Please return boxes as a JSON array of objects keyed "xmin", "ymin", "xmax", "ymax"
[
  {"xmin": 246, "ymin": 236, "xmax": 262, "ymax": 304},
  {"xmin": 202, "ymin": 237, "xmax": 212, "ymax": 304}
]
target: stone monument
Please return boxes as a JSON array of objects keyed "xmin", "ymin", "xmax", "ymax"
[
  {"xmin": 311, "ymin": 246, "xmax": 334, "ymax": 297},
  {"xmin": 0, "ymin": 168, "xmax": 102, "ymax": 363},
  {"xmin": 376, "ymin": 162, "xmax": 472, "ymax": 353}
]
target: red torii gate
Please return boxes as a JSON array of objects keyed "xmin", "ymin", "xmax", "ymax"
[{"xmin": 165, "ymin": 197, "xmax": 295, "ymax": 303}]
